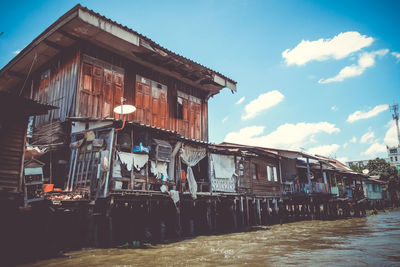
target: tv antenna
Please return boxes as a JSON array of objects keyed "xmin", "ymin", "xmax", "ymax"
[{"xmin": 390, "ymin": 104, "xmax": 400, "ymax": 146}]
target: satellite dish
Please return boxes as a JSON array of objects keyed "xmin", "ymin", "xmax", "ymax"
[
  {"xmin": 113, "ymin": 105, "xmax": 136, "ymax": 115},
  {"xmin": 362, "ymin": 169, "xmax": 369, "ymax": 175}
]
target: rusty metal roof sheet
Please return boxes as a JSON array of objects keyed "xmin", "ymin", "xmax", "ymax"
[
  {"xmin": 0, "ymin": 91, "xmax": 57, "ymax": 116},
  {"xmin": 0, "ymin": 4, "xmax": 236, "ymax": 94}
]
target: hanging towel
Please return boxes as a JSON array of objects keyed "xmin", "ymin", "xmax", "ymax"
[
  {"xmin": 118, "ymin": 152, "xmax": 149, "ymax": 172},
  {"xmin": 118, "ymin": 152, "xmax": 134, "ymax": 172},
  {"xmin": 132, "ymin": 153, "xmax": 149, "ymax": 171},
  {"xmin": 150, "ymin": 160, "xmax": 168, "ymax": 179}
]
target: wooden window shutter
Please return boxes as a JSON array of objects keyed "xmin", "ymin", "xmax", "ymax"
[
  {"xmin": 135, "ymin": 82, "xmax": 144, "ymax": 108},
  {"xmin": 143, "ymin": 85, "xmax": 151, "ymax": 109},
  {"xmin": 113, "ymin": 73, "xmax": 124, "ymax": 110},
  {"xmin": 160, "ymin": 92, "xmax": 167, "ymax": 129},
  {"xmin": 194, "ymin": 103, "xmax": 201, "ymax": 140},
  {"xmin": 183, "ymin": 99, "xmax": 188, "ymax": 121},
  {"xmin": 152, "ymin": 97, "xmax": 159, "ymax": 126},
  {"xmin": 83, "ymin": 63, "xmax": 93, "ymax": 91},
  {"xmin": 102, "ymin": 70, "xmax": 113, "ymax": 117},
  {"xmin": 92, "ymin": 66, "xmax": 103, "ymax": 95}
]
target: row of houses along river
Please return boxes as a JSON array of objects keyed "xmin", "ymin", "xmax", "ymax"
[{"xmin": 0, "ymin": 4, "xmax": 398, "ymax": 266}]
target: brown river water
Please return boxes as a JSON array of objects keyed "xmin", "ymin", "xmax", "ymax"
[{"xmin": 24, "ymin": 210, "xmax": 400, "ymax": 267}]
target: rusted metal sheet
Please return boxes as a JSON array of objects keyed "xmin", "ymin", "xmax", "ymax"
[{"xmin": 33, "ymin": 50, "xmax": 80, "ymax": 126}]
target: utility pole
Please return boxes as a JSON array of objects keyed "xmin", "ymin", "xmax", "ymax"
[{"xmin": 390, "ymin": 104, "xmax": 400, "ymax": 146}]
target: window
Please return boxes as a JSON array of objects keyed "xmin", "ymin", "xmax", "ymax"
[
  {"xmin": 273, "ymin": 166, "xmax": 278, "ymax": 182},
  {"xmin": 267, "ymin": 166, "xmax": 278, "ymax": 182},
  {"xmin": 177, "ymin": 97, "xmax": 184, "ymax": 119},
  {"xmin": 396, "ymin": 156, "xmax": 398, "ymax": 162},
  {"xmin": 251, "ymin": 163, "xmax": 258, "ymax": 180},
  {"xmin": 267, "ymin": 166, "xmax": 272, "ymax": 181},
  {"xmin": 391, "ymin": 157, "xmax": 393, "ymax": 162}
]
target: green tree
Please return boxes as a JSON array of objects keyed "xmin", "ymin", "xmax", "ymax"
[
  {"xmin": 366, "ymin": 158, "xmax": 398, "ymax": 181},
  {"xmin": 366, "ymin": 158, "xmax": 399, "ymax": 205},
  {"xmin": 350, "ymin": 164, "xmax": 364, "ymax": 174}
]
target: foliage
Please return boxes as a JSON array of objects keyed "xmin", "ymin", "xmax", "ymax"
[
  {"xmin": 349, "ymin": 164, "xmax": 364, "ymax": 174},
  {"xmin": 366, "ymin": 158, "xmax": 400, "ymax": 195},
  {"xmin": 366, "ymin": 158, "xmax": 398, "ymax": 181}
]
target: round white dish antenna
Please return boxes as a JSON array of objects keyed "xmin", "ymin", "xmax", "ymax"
[
  {"xmin": 113, "ymin": 105, "xmax": 136, "ymax": 115},
  {"xmin": 362, "ymin": 169, "xmax": 369, "ymax": 175}
]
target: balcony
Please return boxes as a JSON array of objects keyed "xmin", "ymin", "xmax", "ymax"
[{"xmin": 283, "ymin": 182, "xmax": 329, "ymax": 195}]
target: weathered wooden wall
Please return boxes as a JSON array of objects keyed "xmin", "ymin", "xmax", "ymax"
[
  {"xmin": 79, "ymin": 42, "xmax": 209, "ymax": 141},
  {"xmin": 237, "ymin": 156, "xmax": 252, "ymax": 194},
  {"xmin": 280, "ymin": 158, "xmax": 297, "ymax": 182},
  {"xmin": 0, "ymin": 116, "xmax": 27, "ymax": 192},
  {"xmin": 251, "ymin": 157, "xmax": 281, "ymax": 198}
]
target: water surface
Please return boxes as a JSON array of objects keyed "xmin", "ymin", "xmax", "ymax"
[{"xmin": 25, "ymin": 210, "xmax": 400, "ymax": 266}]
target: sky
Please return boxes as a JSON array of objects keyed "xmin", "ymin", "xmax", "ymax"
[{"xmin": 1, "ymin": 0, "xmax": 399, "ymax": 163}]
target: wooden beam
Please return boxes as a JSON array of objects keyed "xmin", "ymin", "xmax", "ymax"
[
  {"xmin": 7, "ymin": 70, "xmax": 25, "ymax": 79},
  {"xmin": 58, "ymin": 29, "xmax": 80, "ymax": 41},
  {"xmin": 44, "ymin": 39, "xmax": 65, "ymax": 51}
]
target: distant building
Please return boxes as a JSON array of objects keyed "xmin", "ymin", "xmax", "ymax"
[{"xmin": 387, "ymin": 145, "xmax": 400, "ymax": 170}]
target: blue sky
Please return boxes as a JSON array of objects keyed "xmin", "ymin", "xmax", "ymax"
[{"xmin": 1, "ymin": 0, "xmax": 399, "ymax": 162}]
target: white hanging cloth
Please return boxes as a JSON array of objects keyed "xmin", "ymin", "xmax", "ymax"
[
  {"xmin": 180, "ymin": 145, "xmax": 206, "ymax": 199},
  {"xmin": 118, "ymin": 152, "xmax": 148, "ymax": 172},
  {"xmin": 132, "ymin": 153, "xmax": 149, "ymax": 171},
  {"xmin": 169, "ymin": 190, "xmax": 180, "ymax": 204},
  {"xmin": 150, "ymin": 160, "xmax": 168, "ymax": 179},
  {"xmin": 210, "ymin": 153, "xmax": 235, "ymax": 179},
  {"xmin": 118, "ymin": 152, "xmax": 134, "ymax": 171}
]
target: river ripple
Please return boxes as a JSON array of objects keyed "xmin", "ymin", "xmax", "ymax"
[{"xmin": 24, "ymin": 210, "xmax": 400, "ymax": 267}]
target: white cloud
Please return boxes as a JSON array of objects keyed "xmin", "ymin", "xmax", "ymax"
[
  {"xmin": 224, "ymin": 122, "xmax": 340, "ymax": 150},
  {"xmin": 360, "ymin": 130, "xmax": 375, "ymax": 144},
  {"xmin": 242, "ymin": 90, "xmax": 284, "ymax": 120},
  {"xmin": 222, "ymin": 116, "xmax": 228, "ymax": 123},
  {"xmin": 343, "ymin": 142, "xmax": 348, "ymax": 148},
  {"xmin": 236, "ymin": 97, "xmax": 245, "ymax": 105},
  {"xmin": 384, "ymin": 121, "xmax": 399, "ymax": 146},
  {"xmin": 350, "ymin": 136, "xmax": 357, "ymax": 143},
  {"xmin": 13, "ymin": 50, "xmax": 21, "ymax": 55},
  {"xmin": 336, "ymin": 157, "xmax": 349, "ymax": 164},
  {"xmin": 346, "ymin": 104, "xmax": 389, "ymax": 123},
  {"xmin": 282, "ymin": 31, "xmax": 374, "ymax": 66},
  {"xmin": 319, "ymin": 49, "xmax": 389, "ymax": 84},
  {"xmin": 362, "ymin": 142, "xmax": 387, "ymax": 156},
  {"xmin": 331, "ymin": 105, "xmax": 338, "ymax": 111},
  {"xmin": 307, "ymin": 144, "xmax": 340, "ymax": 157},
  {"xmin": 392, "ymin": 52, "xmax": 400, "ymax": 62}
]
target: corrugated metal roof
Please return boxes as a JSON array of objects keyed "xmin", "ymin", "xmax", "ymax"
[
  {"xmin": 0, "ymin": 4, "xmax": 236, "ymax": 93},
  {"xmin": 0, "ymin": 91, "xmax": 57, "ymax": 116},
  {"xmin": 76, "ymin": 4, "xmax": 236, "ymax": 85}
]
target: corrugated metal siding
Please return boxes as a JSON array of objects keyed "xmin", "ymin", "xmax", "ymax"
[
  {"xmin": 0, "ymin": 118, "xmax": 27, "ymax": 192},
  {"xmin": 34, "ymin": 50, "xmax": 79, "ymax": 126}
]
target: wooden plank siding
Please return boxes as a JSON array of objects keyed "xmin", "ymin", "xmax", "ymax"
[
  {"xmin": 0, "ymin": 117, "xmax": 27, "ymax": 192},
  {"xmin": 237, "ymin": 155, "xmax": 282, "ymax": 198},
  {"xmin": 251, "ymin": 157, "xmax": 281, "ymax": 198},
  {"xmin": 79, "ymin": 42, "xmax": 209, "ymax": 141}
]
